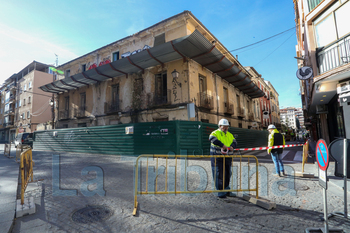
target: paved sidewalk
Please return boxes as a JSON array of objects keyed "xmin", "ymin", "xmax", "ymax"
[
  {"xmin": 0, "ymin": 149, "xmax": 19, "ymax": 233},
  {"xmin": 1, "ymin": 146, "xmax": 350, "ymax": 232}
]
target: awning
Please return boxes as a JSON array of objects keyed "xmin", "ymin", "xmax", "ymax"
[{"xmin": 40, "ymin": 30, "xmax": 264, "ymax": 98}]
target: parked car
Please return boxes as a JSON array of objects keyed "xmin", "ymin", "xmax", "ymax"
[{"xmin": 15, "ymin": 133, "xmax": 33, "ymax": 148}]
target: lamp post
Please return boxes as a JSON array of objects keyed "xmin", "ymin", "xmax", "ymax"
[{"xmin": 50, "ymin": 99, "xmax": 54, "ymax": 129}]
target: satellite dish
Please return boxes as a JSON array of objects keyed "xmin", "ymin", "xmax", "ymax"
[{"xmin": 296, "ymin": 66, "xmax": 313, "ymax": 80}]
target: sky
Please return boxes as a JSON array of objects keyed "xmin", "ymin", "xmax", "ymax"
[{"xmin": 0, "ymin": 0, "xmax": 301, "ymax": 108}]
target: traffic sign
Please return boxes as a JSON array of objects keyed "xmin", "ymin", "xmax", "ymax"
[{"xmin": 316, "ymin": 139, "xmax": 329, "ymax": 171}]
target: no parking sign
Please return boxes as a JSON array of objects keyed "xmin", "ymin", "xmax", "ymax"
[{"xmin": 316, "ymin": 139, "xmax": 329, "ymax": 189}]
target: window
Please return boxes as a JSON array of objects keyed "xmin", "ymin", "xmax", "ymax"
[
  {"xmin": 28, "ymin": 96, "xmax": 31, "ymax": 104},
  {"xmin": 155, "ymin": 72, "xmax": 168, "ymax": 104},
  {"xmin": 111, "ymin": 84, "xmax": 119, "ymax": 110},
  {"xmin": 23, "ymin": 99, "xmax": 26, "ymax": 106},
  {"xmin": 112, "ymin": 52, "xmax": 119, "ymax": 62},
  {"xmin": 23, "ymin": 84, "xmax": 26, "ymax": 91},
  {"xmin": 27, "ymin": 111, "xmax": 30, "ymax": 119},
  {"xmin": 65, "ymin": 96, "xmax": 69, "ymax": 111},
  {"xmin": 82, "ymin": 64, "xmax": 86, "ymax": 72},
  {"xmin": 66, "ymin": 70, "xmax": 70, "ymax": 78},
  {"xmin": 223, "ymin": 87, "xmax": 228, "ymax": 106},
  {"xmin": 28, "ymin": 81, "xmax": 32, "ymax": 89},
  {"xmin": 22, "ymin": 113, "xmax": 25, "ymax": 120},
  {"xmin": 19, "ymin": 100, "xmax": 21, "ymax": 107},
  {"xmin": 80, "ymin": 92, "xmax": 86, "ymax": 110},
  {"xmin": 154, "ymin": 33, "xmax": 165, "ymax": 47},
  {"xmin": 199, "ymin": 75, "xmax": 207, "ymax": 93}
]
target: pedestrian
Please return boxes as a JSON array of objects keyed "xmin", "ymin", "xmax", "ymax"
[
  {"xmin": 209, "ymin": 119, "xmax": 237, "ymax": 198},
  {"xmin": 267, "ymin": 124, "xmax": 286, "ymax": 177}
]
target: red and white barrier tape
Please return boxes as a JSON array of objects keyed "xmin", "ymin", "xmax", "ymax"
[{"xmin": 233, "ymin": 143, "xmax": 305, "ymax": 151}]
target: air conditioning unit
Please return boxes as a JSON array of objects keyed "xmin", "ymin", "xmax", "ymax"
[
  {"xmin": 316, "ymin": 104, "xmax": 328, "ymax": 114},
  {"xmin": 337, "ymin": 81, "xmax": 350, "ymax": 94}
]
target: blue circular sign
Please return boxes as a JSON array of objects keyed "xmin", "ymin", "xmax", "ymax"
[{"xmin": 316, "ymin": 139, "xmax": 329, "ymax": 171}]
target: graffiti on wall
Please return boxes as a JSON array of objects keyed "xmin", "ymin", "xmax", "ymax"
[
  {"xmin": 121, "ymin": 45, "xmax": 151, "ymax": 59},
  {"xmin": 172, "ymin": 74, "xmax": 182, "ymax": 102},
  {"xmin": 86, "ymin": 56, "xmax": 111, "ymax": 70}
]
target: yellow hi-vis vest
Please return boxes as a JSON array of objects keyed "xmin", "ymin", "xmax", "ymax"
[{"xmin": 210, "ymin": 129, "xmax": 235, "ymax": 148}]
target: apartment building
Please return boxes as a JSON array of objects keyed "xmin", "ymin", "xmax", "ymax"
[
  {"xmin": 0, "ymin": 61, "xmax": 53, "ymax": 142},
  {"xmin": 264, "ymin": 80, "xmax": 280, "ymax": 128},
  {"xmin": 294, "ymin": 0, "xmax": 350, "ymax": 143},
  {"xmin": 39, "ymin": 11, "xmax": 265, "ymax": 129},
  {"xmin": 280, "ymin": 107, "xmax": 298, "ymax": 129}
]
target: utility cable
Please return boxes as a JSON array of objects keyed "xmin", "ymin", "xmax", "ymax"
[{"xmin": 253, "ymin": 31, "xmax": 295, "ymax": 67}]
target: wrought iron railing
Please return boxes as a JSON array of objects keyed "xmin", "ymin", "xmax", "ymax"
[
  {"xmin": 317, "ymin": 34, "xmax": 350, "ymax": 74},
  {"xmin": 198, "ymin": 93, "xmax": 214, "ymax": 110},
  {"xmin": 104, "ymin": 101, "xmax": 120, "ymax": 114},
  {"xmin": 148, "ymin": 90, "xmax": 171, "ymax": 107},
  {"xmin": 224, "ymin": 102, "xmax": 234, "ymax": 115},
  {"xmin": 236, "ymin": 107, "xmax": 244, "ymax": 117},
  {"xmin": 74, "ymin": 107, "xmax": 87, "ymax": 118},
  {"xmin": 59, "ymin": 110, "xmax": 70, "ymax": 120}
]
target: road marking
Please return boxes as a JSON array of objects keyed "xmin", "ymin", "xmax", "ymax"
[{"xmin": 294, "ymin": 151, "xmax": 302, "ymax": 162}]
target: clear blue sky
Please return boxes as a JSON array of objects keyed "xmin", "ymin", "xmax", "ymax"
[{"xmin": 0, "ymin": 0, "xmax": 300, "ymax": 108}]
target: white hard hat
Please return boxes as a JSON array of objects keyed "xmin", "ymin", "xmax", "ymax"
[
  {"xmin": 267, "ymin": 124, "xmax": 276, "ymax": 130},
  {"xmin": 218, "ymin": 119, "xmax": 230, "ymax": 127}
]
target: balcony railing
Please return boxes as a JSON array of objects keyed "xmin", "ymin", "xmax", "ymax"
[
  {"xmin": 104, "ymin": 101, "xmax": 120, "ymax": 114},
  {"xmin": 248, "ymin": 113, "xmax": 254, "ymax": 121},
  {"xmin": 59, "ymin": 109, "xmax": 70, "ymax": 120},
  {"xmin": 198, "ymin": 93, "xmax": 214, "ymax": 110},
  {"xmin": 307, "ymin": 0, "xmax": 322, "ymax": 11},
  {"xmin": 74, "ymin": 107, "xmax": 88, "ymax": 118},
  {"xmin": 3, "ymin": 122, "xmax": 13, "ymax": 127},
  {"xmin": 224, "ymin": 102, "xmax": 234, "ymax": 115},
  {"xmin": 236, "ymin": 107, "xmax": 244, "ymax": 117},
  {"xmin": 317, "ymin": 34, "xmax": 350, "ymax": 74},
  {"xmin": 148, "ymin": 90, "xmax": 171, "ymax": 107}
]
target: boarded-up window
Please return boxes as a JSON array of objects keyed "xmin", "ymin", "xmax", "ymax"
[{"xmin": 154, "ymin": 33, "xmax": 165, "ymax": 47}]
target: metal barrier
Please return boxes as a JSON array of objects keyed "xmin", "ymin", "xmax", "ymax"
[
  {"xmin": 20, "ymin": 147, "xmax": 34, "ymax": 205},
  {"xmin": 16, "ymin": 145, "xmax": 31, "ymax": 163},
  {"xmin": 4, "ymin": 143, "xmax": 12, "ymax": 158},
  {"xmin": 133, "ymin": 154, "xmax": 259, "ymax": 216},
  {"xmin": 302, "ymin": 140, "xmax": 309, "ymax": 173}
]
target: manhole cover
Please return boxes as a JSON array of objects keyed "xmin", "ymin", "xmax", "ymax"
[{"xmin": 72, "ymin": 205, "xmax": 113, "ymax": 224}]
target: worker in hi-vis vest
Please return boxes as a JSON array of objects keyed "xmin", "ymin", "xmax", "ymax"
[
  {"xmin": 209, "ymin": 119, "xmax": 237, "ymax": 198},
  {"xmin": 267, "ymin": 124, "xmax": 286, "ymax": 177}
]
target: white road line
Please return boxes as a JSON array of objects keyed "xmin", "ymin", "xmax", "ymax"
[
  {"xmin": 294, "ymin": 151, "xmax": 303, "ymax": 162},
  {"xmin": 280, "ymin": 150, "xmax": 289, "ymax": 160}
]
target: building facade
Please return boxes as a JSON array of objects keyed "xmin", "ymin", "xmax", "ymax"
[
  {"xmin": 265, "ymin": 80, "xmax": 280, "ymax": 128},
  {"xmin": 40, "ymin": 11, "xmax": 266, "ymax": 129},
  {"xmin": 294, "ymin": 0, "xmax": 350, "ymax": 143},
  {"xmin": 280, "ymin": 107, "xmax": 298, "ymax": 129},
  {"xmin": 0, "ymin": 61, "xmax": 53, "ymax": 142}
]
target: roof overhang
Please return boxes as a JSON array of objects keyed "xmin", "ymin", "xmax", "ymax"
[
  {"xmin": 309, "ymin": 68, "xmax": 350, "ymax": 113},
  {"xmin": 40, "ymin": 30, "xmax": 264, "ymax": 98}
]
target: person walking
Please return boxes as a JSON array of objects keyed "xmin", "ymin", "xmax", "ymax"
[
  {"xmin": 267, "ymin": 124, "xmax": 286, "ymax": 177},
  {"xmin": 209, "ymin": 119, "xmax": 237, "ymax": 198}
]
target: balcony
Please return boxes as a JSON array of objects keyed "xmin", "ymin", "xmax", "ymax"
[
  {"xmin": 307, "ymin": 0, "xmax": 322, "ymax": 11},
  {"xmin": 236, "ymin": 107, "xmax": 244, "ymax": 117},
  {"xmin": 3, "ymin": 122, "xmax": 14, "ymax": 128},
  {"xmin": 317, "ymin": 34, "xmax": 350, "ymax": 74},
  {"xmin": 74, "ymin": 107, "xmax": 88, "ymax": 118},
  {"xmin": 104, "ymin": 101, "xmax": 120, "ymax": 114},
  {"xmin": 4, "ymin": 109, "xmax": 15, "ymax": 116},
  {"xmin": 59, "ymin": 109, "xmax": 70, "ymax": 120},
  {"xmin": 224, "ymin": 102, "xmax": 234, "ymax": 115},
  {"xmin": 148, "ymin": 89, "xmax": 171, "ymax": 107},
  {"xmin": 248, "ymin": 113, "xmax": 254, "ymax": 121},
  {"xmin": 198, "ymin": 93, "xmax": 214, "ymax": 110}
]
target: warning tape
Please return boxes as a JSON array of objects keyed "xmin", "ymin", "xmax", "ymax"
[{"xmin": 233, "ymin": 143, "xmax": 305, "ymax": 151}]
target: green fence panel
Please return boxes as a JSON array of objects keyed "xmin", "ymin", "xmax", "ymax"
[
  {"xmin": 134, "ymin": 121, "xmax": 177, "ymax": 155},
  {"xmin": 33, "ymin": 121, "xmax": 269, "ymax": 156},
  {"xmin": 33, "ymin": 124, "xmax": 135, "ymax": 155}
]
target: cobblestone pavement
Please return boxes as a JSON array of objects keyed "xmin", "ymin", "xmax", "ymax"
[{"xmin": 11, "ymin": 150, "xmax": 350, "ymax": 233}]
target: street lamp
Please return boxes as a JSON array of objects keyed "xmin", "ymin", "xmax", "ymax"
[
  {"xmin": 50, "ymin": 99, "xmax": 54, "ymax": 129},
  {"xmin": 171, "ymin": 69, "xmax": 179, "ymax": 79}
]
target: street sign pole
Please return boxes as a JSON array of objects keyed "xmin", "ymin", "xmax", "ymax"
[
  {"xmin": 329, "ymin": 138, "xmax": 350, "ymax": 219},
  {"xmin": 306, "ymin": 139, "xmax": 342, "ymax": 233}
]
